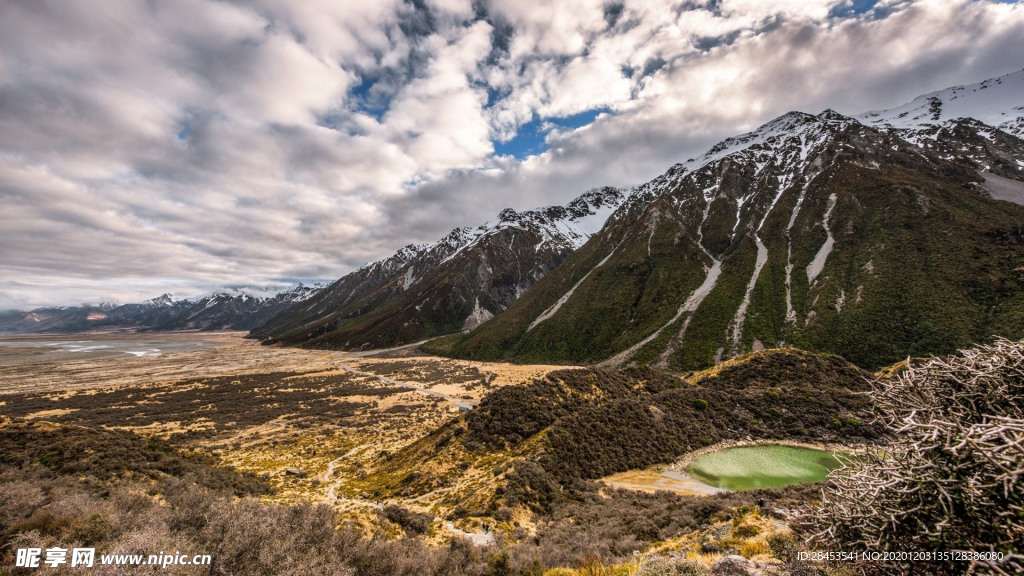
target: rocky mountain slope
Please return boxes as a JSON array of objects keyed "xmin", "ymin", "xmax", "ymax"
[
  {"xmin": 0, "ymin": 284, "xmax": 322, "ymax": 333},
  {"xmin": 442, "ymin": 70, "xmax": 1024, "ymax": 370},
  {"xmin": 251, "ymin": 188, "xmax": 625, "ymax": 348}
]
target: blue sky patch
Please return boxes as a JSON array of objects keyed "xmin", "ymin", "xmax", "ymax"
[
  {"xmin": 350, "ymin": 77, "xmax": 391, "ymax": 122},
  {"xmin": 494, "ymin": 108, "xmax": 608, "ymax": 159},
  {"xmin": 829, "ymin": 0, "xmax": 879, "ymax": 18}
]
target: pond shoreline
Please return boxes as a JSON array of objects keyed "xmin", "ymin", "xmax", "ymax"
[{"xmin": 666, "ymin": 438, "xmax": 866, "ymax": 474}]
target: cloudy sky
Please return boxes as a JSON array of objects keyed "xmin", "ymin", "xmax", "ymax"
[{"xmin": 2, "ymin": 0, "xmax": 1023, "ymax": 308}]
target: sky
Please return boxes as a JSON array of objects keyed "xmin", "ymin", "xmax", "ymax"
[{"xmin": 2, "ymin": 0, "xmax": 1024, "ymax": 309}]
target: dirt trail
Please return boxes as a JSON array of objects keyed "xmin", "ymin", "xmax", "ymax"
[
  {"xmin": 324, "ymin": 444, "xmax": 369, "ymax": 503},
  {"xmin": 326, "ymin": 472, "xmax": 493, "ymax": 547},
  {"xmin": 445, "ymin": 522, "xmax": 495, "ymax": 546}
]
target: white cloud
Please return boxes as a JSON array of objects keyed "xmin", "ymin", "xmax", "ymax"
[
  {"xmin": 491, "ymin": 0, "xmax": 608, "ymax": 58},
  {"xmin": 1, "ymin": 0, "xmax": 1022, "ymax": 308},
  {"xmin": 382, "ymin": 20, "xmax": 494, "ymax": 175},
  {"xmin": 720, "ymin": 0, "xmax": 838, "ymax": 21}
]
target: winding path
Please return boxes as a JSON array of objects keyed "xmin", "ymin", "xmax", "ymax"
[
  {"xmin": 445, "ymin": 522, "xmax": 495, "ymax": 546},
  {"xmin": 324, "ymin": 464, "xmax": 494, "ymax": 546},
  {"xmin": 323, "ymin": 444, "xmax": 370, "ymax": 503}
]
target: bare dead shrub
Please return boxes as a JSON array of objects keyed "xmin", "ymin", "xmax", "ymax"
[{"xmin": 798, "ymin": 338, "xmax": 1024, "ymax": 575}]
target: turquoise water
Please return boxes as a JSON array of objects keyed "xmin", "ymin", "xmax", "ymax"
[{"xmin": 686, "ymin": 444, "xmax": 845, "ymax": 490}]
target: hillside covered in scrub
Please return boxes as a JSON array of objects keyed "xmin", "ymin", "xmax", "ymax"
[
  {"xmin": 0, "ymin": 419, "xmax": 819, "ymax": 575},
  {"xmin": 3, "ymin": 339, "xmax": 1017, "ymax": 574},
  {"xmin": 0, "ymin": 421, "xmax": 495, "ymax": 575},
  {"xmin": 352, "ymin": 348, "xmax": 882, "ymax": 516}
]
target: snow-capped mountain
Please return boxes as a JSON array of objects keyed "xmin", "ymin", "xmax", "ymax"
[
  {"xmin": 859, "ymin": 69, "xmax": 1024, "ymax": 137},
  {"xmin": 0, "ymin": 284, "xmax": 324, "ymax": 334},
  {"xmin": 449, "ymin": 70, "xmax": 1024, "ymax": 370},
  {"xmin": 250, "ymin": 187, "xmax": 626, "ymax": 348},
  {"xmin": 858, "ymin": 69, "xmax": 1024, "ymax": 186}
]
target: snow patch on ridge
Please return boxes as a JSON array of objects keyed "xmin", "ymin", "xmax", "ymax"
[
  {"xmin": 605, "ymin": 199, "xmax": 723, "ymax": 367},
  {"xmin": 402, "ymin": 268, "xmax": 417, "ymax": 290},
  {"xmin": 729, "ymin": 234, "xmax": 769, "ymax": 353},
  {"xmin": 806, "ymin": 193, "xmax": 838, "ymax": 284},
  {"xmin": 604, "ymin": 258, "xmax": 721, "ymax": 368},
  {"xmin": 429, "ymin": 188, "xmax": 626, "ymax": 265},
  {"xmin": 784, "ymin": 171, "xmax": 822, "ymax": 324},
  {"xmin": 727, "ymin": 171, "xmax": 797, "ymax": 353}
]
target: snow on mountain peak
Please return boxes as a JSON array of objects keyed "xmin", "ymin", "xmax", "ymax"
[
  {"xmin": 858, "ymin": 68, "xmax": 1024, "ymax": 137},
  {"xmin": 614, "ymin": 109, "xmax": 858, "ymax": 218},
  {"xmin": 148, "ymin": 293, "xmax": 175, "ymax": 307},
  {"xmin": 415, "ymin": 187, "xmax": 627, "ymax": 265}
]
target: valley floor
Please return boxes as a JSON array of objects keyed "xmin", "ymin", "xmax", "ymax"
[
  {"xmin": 0, "ymin": 333, "xmax": 573, "ymax": 534},
  {"xmin": 0, "ymin": 333, "xmax": 873, "ymax": 575}
]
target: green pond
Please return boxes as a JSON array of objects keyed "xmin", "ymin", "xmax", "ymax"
[{"xmin": 686, "ymin": 444, "xmax": 845, "ymax": 491}]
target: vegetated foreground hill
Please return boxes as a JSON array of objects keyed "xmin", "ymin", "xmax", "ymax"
[
  {"xmin": 359, "ymin": 348, "xmax": 882, "ymax": 515},
  {"xmin": 0, "ymin": 284, "xmax": 322, "ymax": 334},
  {"xmin": 0, "ymin": 421, "xmax": 270, "ymax": 497},
  {"xmin": 0, "ymin": 414, "xmax": 820, "ymax": 575},
  {"xmin": 0, "ymin": 421, "xmax": 494, "ymax": 575},
  {"xmin": 251, "ymin": 187, "xmax": 625, "ymax": 349},
  {"xmin": 444, "ymin": 70, "xmax": 1024, "ymax": 371}
]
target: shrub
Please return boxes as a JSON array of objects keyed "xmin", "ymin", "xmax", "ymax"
[
  {"xmin": 635, "ymin": 556, "xmax": 709, "ymax": 576},
  {"xmin": 0, "ymin": 422, "xmax": 270, "ymax": 497},
  {"xmin": 738, "ymin": 540, "xmax": 767, "ymax": 558},
  {"xmin": 494, "ymin": 507, "xmax": 514, "ymax": 523},
  {"xmin": 692, "ymin": 399, "xmax": 708, "ymax": 411},
  {"xmin": 380, "ymin": 504, "xmax": 433, "ymax": 536},
  {"xmin": 798, "ymin": 339, "xmax": 1024, "ymax": 575}
]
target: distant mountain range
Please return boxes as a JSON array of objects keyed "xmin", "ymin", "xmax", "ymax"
[
  {"xmin": 256, "ymin": 68, "xmax": 1024, "ymax": 371},
  {"xmin": 250, "ymin": 187, "xmax": 625, "ymax": 347},
  {"xmin": 0, "ymin": 284, "xmax": 323, "ymax": 334}
]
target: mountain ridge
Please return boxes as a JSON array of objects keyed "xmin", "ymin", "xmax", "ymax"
[
  {"xmin": 250, "ymin": 186, "xmax": 626, "ymax": 348},
  {"xmin": 442, "ymin": 71, "xmax": 1024, "ymax": 370},
  {"xmin": 0, "ymin": 284, "xmax": 324, "ymax": 334},
  {"xmin": 257, "ymin": 69, "xmax": 1024, "ymax": 369}
]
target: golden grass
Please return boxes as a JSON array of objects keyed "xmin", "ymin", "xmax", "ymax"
[
  {"xmin": 739, "ymin": 540, "xmax": 769, "ymax": 558},
  {"xmin": 688, "ymin": 552, "xmax": 723, "ymax": 566},
  {"xmin": 645, "ymin": 508, "xmax": 788, "ymax": 569},
  {"xmin": 548, "ymin": 558, "xmax": 638, "ymax": 576}
]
